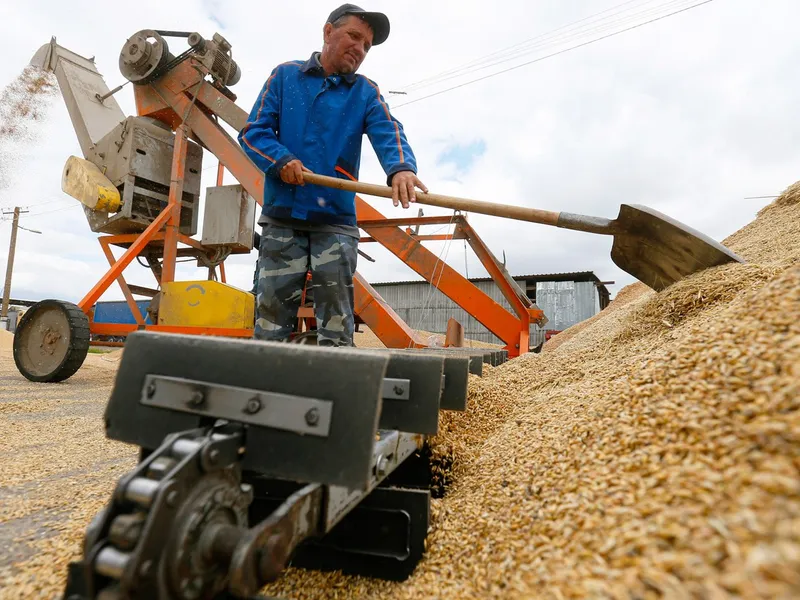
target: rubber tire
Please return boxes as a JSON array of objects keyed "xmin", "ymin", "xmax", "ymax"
[{"xmin": 13, "ymin": 299, "xmax": 90, "ymax": 383}]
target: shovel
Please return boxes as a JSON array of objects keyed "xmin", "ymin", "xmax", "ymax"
[{"xmin": 302, "ymin": 172, "xmax": 744, "ymax": 292}]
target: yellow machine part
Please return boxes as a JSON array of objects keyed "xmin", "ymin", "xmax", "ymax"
[
  {"xmin": 61, "ymin": 155, "xmax": 121, "ymax": 212},
  {"xmin": 158, "ymin": 281, "xmax": 255, "ymax": 329}
]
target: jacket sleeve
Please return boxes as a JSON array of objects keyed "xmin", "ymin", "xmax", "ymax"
[
  {"xmin": 363, "ymin": 79, "xmax": 417, "ymax": 185},
  {"xmin": 238, "ymin": 66, "xmax": 296, "ymax": 178}
]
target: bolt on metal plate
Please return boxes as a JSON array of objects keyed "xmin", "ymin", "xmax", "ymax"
[
  {"xmin": 381, "ymin": 378, "xmax": 410, "ymax": 400},
  {"xmin": 140, "ymin": 375, "xmax": 333, "ymax": 437}
]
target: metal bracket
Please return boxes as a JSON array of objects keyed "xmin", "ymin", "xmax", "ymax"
[
  {"xmin": 109, "ymin": 331, "xmax": 391, "ymax": 488},
  {"xmin": 382, "ymin": 378, "xmax": 410, "ymax": 401},
  {"xmin": 325, "ymin": 431, "xmax": 420, "ymax": 530},
  {"xmin": 379, "ymin": 353, "xmax": 444, "ymax": 434},
  {"xmin": 141, "ymin": 375, "xmax": 333, "ymax": 438}
]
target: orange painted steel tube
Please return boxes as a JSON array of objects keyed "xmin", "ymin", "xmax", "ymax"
[
  {"xmin": 161, "ymin": 126, "xmax": 189, "ymax": 284},
  {"xmin": 99, "ymin": 238, "xmax": 146, "ymax": 326},
  {"xmin": 78, "ymin": 208, "xmax": 172, "ymax": 313},
  {"xmin": 353, "ymin": 274, "xmax": 426, "ymax": 349},
  {"xmin": 356, "ymin": 196, "xmax": 523, "ymax": 352}
]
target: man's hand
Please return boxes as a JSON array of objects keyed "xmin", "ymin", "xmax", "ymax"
[
  {"xmin": 391, "ymin": 171, "xmax": 428, "ymax": 209},
  {"xmin": 280, "ymin": 159, "xmax": 311, "ymax": 185}
]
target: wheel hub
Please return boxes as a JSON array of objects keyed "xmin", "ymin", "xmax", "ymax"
[
  {"xmin": 162, "ymin": 471, "xmax": 250, "ymax": 600},
  {"xmin": 42, "ymin": 328, "xmax": 61, "ymax": 354}
]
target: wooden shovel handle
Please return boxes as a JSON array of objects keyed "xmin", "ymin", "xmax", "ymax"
[{"xmin": 302, "ymin": 172, "xmax": 561, "ymax": 227}]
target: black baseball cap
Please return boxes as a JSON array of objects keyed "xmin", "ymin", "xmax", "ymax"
[{"xmin": 326, "ymin": 4, "xmax": 391, "ymax": 46}]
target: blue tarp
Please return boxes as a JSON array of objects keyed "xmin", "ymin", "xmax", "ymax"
[{"xmin": 93, "ymin": 300, "xmax": 153, "ymax": 325}]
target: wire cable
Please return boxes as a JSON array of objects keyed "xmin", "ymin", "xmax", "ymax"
[
  {"xmin": 402, "ymin": 0, "xmax": 698, "ymax": 93},
  {"xmin": 409, "ymin": 211, "xmax": 459, "ymax": 343},
  {"xmin": 393, "ymin": 0, "xmax": 715, "ymax": 109},
  {"xmin": 19, "ymin": 203, "xmax": 82, "ymax": 218},
  {"xmin": 398, "ymin": 0, "xmax": 682, "ymax": 93}
]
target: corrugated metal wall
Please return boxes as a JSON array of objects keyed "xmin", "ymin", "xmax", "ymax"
[
  {"xmin": 372, "ymin": 278, "xmax": 600, "ymax": 348},
  {"xmin": 533, "ymin": 281, "xmax": 599, "ymax": 332}
]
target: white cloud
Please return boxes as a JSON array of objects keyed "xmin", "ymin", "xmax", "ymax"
[{"xmin": 1, "ymin": 0, "xmax": 799, "ymax": 307}]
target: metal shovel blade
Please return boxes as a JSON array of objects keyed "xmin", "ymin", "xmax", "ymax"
[
  {"xmin": 610, "ymin": 204, "xmax": 744, "ymax": 291},
  {"xmin": 299, "ymin": 172, "xmax": 744, "ymax": 292}
]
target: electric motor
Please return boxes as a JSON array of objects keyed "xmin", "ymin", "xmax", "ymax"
[{"xmin": 188, "ymin": 32, "xmax": 241, "ymax": 86}]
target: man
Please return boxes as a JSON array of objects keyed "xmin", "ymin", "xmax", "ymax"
[{"xmin": 239, "ymin": 3, "xmax": 426, "ymax": 347}]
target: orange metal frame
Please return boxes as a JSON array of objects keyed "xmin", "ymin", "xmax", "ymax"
[
  {"xmin": 80, "ymin": 55, "xmax": 544, "ymax": 355},
  {"xmin": 78, "ymin": 125, "xmax": 250, "ymax": 341}
]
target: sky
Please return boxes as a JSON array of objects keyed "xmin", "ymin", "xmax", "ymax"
[{"xmin": 1, "ymin": 0, "xmax": 799, "ymax": 308}]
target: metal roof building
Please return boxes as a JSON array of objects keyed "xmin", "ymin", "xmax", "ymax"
[{"xmin": 370, "ymin": 271, "xmax": 612, "ymax": 349}]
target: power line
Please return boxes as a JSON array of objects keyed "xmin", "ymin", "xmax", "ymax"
[
  {"xmin": 393, "ymin": 0, "xmax": 716, "ymax": 109},
  {"xmin": 398, "ymin": 0, "xmax": 688, "ymax": 94},
  {"xmin": 0, "ymin": 197, "xmax": 73, "ymax": 214},
  {"xmin": 20, "ymin": 203, "xmax": 81, "ymax": 219},
  {"xmin": 395, "ymin": 0, "xmax": 713, "ymax": 106},
  {"xmin": 20, "ymin": 197, "xmax": 73, "ymax": 209},
  {"xmin": 418, "ymin": 0, "xmax": 699, "ymax": 90},
  {"xmin": 396, "ymin": 0, "xmax": 650, "ymax": 91}
]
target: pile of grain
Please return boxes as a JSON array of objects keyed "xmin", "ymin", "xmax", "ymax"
[
  {"xmin": 260, "ymin": 186, "xmax": 800, "ymax": 598},
  {"xmin": 0, "ymin": 329, "xmax": 13, "ymax": 351},
  {"xmin": 615, "ymin": 262, "xmax": 783, "ymax": 342},
  {"xmin": 353, "ymin": 326, "xmax": 390, "ymax": 349},
  {"xmin": 2, "ymin": 183, "xmax": 799, "ymax": 599},
  {"xmin": 766, "ymin": 180, "xmax": 800, "ymax": 211},
  {"xmin": 722, "ymin": 180, "xmax": 800, "ymax": 266},
  {"xmin": 543, "ymin": 282, "xmax": 651, "ymax": 352}
]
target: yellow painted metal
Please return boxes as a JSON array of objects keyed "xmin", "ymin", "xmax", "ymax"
[
  {"xmin": 61, "ymin": 155, "xmax": 122, "ymax": 212},
  {"xmin": 158, "ymin": 281, "xmax": 255, "ymax": 329}
]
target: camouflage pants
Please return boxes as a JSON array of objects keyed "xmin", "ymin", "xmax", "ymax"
[{"xmin": 254, "ymin": 224, "xmax": 357, "ymax": 346}]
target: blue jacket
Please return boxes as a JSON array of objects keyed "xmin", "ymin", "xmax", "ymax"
[{"xmin": 239, "ymin": 53, "xmax": 417, "ymax": 227}]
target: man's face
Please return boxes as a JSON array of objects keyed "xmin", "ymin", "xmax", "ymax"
[{"xmin": 323, "ymin": 16, "xmax": 374, "ymax": 74}]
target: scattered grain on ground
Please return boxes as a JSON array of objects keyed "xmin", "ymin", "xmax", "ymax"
[
  {"xmin": 355, "ymin": 326, "xmax": 500, "ymax": 350},
  {"xmin": 2, "ymin": 184, "xmax": 799, "ymax": 598},
  {"xmin": 0, "ymin": 329, "xmax": 13, "ymax": 351}
]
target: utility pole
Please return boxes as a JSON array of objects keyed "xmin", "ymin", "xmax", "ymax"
[{"xmin": 1, "ymin": 207, "xmax": 31, "ymax": 319}]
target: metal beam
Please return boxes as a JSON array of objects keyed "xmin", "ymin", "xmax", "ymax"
[
  {"xmin": 353, "ymin": 274, "xmax": 427, "ymax": 349},
  {"xmin": 359, "ymin": 234, "xmax": 454, "ymax": 243},
  {"xmin": 356, "ymin": 197, "xmax": 526, "ymax": 353},
  {"xmin": 357, "ymin": 216, "xmax": 462, "ymax": 227}
]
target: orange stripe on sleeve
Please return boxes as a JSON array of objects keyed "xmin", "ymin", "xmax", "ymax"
[
  {"xmin": 335, "ymin": 165, "xmax": 358, "ymax": 181},
  {"xmin": 362, "ymin": 77, "xmax": 404, "ymax": 163},
  {"xmin": 241, "ymin": 61, "xmax": 303, "ymax": 164},
  {"xmin": 242, "ymin": 136, "xmax": 276, "ymax": 164}
]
